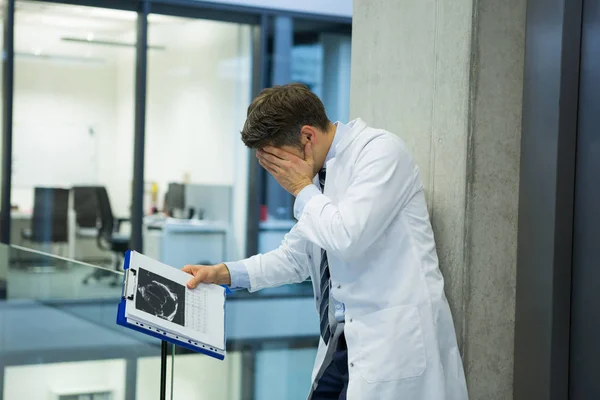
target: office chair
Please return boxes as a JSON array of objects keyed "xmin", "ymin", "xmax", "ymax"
[
  {"xmin": 82, "ymin": 187, "xmax": 130, "ymax": 286},
  {"xmin": 72, "ymin": 186, "xmax": 101, "ymax": 229},
  {"xmin": 21, "ymin": 187, "xmax": 70, "ymax": 258}
]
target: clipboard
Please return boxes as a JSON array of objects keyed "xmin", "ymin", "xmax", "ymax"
[{"xmin": 116, "ymin": 250, "xmax": 227, "ymax": 360}]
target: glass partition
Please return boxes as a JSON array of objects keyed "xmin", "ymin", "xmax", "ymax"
[
  {"xmin": 230, "ymin": 17, "xmax": 350, "ymax": 397},
  {"xmin": 0, "ymin": 3, "xmax": 349, "ymax": 400},
  {"xmin": 11, "ymin": 1, "xmax": 136, "ymax": 269},
  {"xmin": 0, "ymin": 244, "xmax": 318, "ymax": 400},
  {"xmin": 249, "ymin": 16, "xmax": 351, "ymax": 300},
  {"xmin": 258, "ymin": 16, "xmax": 351, "ymax": 230},
  {"xmin": 0, "ymin": 245, "xmax": 160, "ymax": 400},
  {"xmin": 0, "ymin": 2, "xmax": 4, "ymax": 211},
  {"xmin": 143, "ymin": 14, "xmax": 252, "ymax": 266}
]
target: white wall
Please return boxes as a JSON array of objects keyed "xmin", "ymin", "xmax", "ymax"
[
  {"xmin": 12, "ymin": 16, "xmax": 252, "ymax": 259},
  {"xmin": 11, "ymin": 14, "xmax": 136, "ymax": 213},
  {"xmin": 3, "ymin": 359, "xmax": 126, "ymax": 400},
  {"xmin": 12, "ymin": 56, "xmax": 121, "ymax": 212},
  {"xmin": 142, "ymin": 18, "xmax": 252, "ymax": 259}
]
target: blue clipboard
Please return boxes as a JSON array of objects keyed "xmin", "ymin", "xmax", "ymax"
[{"xmin": 116, "ymin": 250, "xmax": 228, "ymax": 360}]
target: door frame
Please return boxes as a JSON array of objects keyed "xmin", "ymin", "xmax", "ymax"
[{"xmin": 514, "ymin": 0, "xmax": 583, "ymax": 398}]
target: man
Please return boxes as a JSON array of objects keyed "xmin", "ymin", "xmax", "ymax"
[{"xmin": 183, "ymin": 83, "xmax": 468, "ymax": 399}]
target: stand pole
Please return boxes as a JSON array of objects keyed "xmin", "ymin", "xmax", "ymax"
[{"xmin": 160, "ymin": 340, "xmax": 168, "ymax": 400}]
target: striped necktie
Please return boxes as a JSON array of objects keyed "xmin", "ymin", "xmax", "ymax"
[{"xmin": 317, "ymin": 168, "xmax": 331, "ymax": 344}]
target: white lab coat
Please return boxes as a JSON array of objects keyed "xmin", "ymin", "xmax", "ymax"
[{"xmin": 242, "ymin": 119, "xmax": 469, "ymax": 399}]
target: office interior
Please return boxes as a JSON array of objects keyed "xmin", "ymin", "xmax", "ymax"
[
  {"xmin": 2, "ymin": 1, "xmax": 350, "ymax": 269},
  {"xmin": 0, "ymin": 1, "xmax": 350, "ymax": 399}
]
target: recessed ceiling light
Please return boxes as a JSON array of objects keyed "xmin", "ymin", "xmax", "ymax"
[{"xmin": 87, "ymin": 32, "xmax": 94, "ymax": 41}]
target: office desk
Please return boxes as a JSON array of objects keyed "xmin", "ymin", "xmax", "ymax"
[{"xmin": 143, "ymin": 219, "xmax": 229, "ymax": 268}]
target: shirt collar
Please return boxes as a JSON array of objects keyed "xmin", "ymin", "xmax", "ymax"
[{"xmin": 325, "ymin": 121, "xmax": 347, "ymax": 163}]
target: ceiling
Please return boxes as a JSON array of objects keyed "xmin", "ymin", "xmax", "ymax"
[
  {"xmin": 3, "ymin": 1, "xmax": 340, "ymax": 64},
  {"xmin": 11, "ymin": 1, "xmax": 181, "ymax": 63}
]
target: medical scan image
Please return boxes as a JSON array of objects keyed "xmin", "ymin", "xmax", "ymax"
[{"xmin": 136, "ymin": 268, "xmax": 185, "ymax": 326}]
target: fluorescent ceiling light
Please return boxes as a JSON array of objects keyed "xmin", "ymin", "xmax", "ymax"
[
  {"xmin": 61, "ymin": 37, "xmax": 166, "ymax": 50},
  {"xmin": 15, "ymin": 52, "xmax": 106, "ymax": 64}
]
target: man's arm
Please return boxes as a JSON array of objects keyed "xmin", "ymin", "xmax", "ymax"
[
  {"xmin": 184, "ymin": 224, "xmax": 311, "ymax": 291},
  {"xmin": 241, "ymin": 224, "xmax": 311, "ymax": 292},
  {"xmin": 294, "ymin": 137, "xmax": 420, "ymax": 261}
]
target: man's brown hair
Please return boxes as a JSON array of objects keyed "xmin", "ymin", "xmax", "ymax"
[{"xmin": 241, "ymin": 83, "xmax": 330, "ymax": 149}]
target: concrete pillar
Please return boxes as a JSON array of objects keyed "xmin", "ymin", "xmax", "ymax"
[{"xmin": 350, "ymin": 0, "xmax": 526, "ymax": 398}]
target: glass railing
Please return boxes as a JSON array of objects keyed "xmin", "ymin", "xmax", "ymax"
[
  {"xmin": 0, "ymin": 245, "xmax": 320, "ymax": 400},
  {"xmin": 0, "ymin": 244, "xmax": 162, "ymax": 400}
]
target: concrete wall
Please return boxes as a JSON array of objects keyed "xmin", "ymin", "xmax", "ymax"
[{"xmin": 350, "ymin": 0, "xmax": 526, "ymax": 398}]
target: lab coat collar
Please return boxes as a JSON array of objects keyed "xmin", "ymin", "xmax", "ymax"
[
  {"xmin": 333, "ymin": 118, "xmax": 367, "ymax": 157},
  {"xmin": 325, "ymin": 121, "xmax": 348, "ymax": 164}
]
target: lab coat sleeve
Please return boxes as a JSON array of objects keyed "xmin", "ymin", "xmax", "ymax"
[
  {"xmin": 295, "ymin": 136, "xmax": 420, "ymax": 261},
  {"xmin": 294, "ymin": 184, "xmax": 322, "ymax": 219},
  {"xmin": 240, "ymin": 224, "xmax": 311, "ymax": 292}
]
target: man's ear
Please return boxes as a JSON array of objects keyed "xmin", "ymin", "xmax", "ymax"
[{"xmin": 300, "ymin": 125, "xmax": 316, "ymax": 145}]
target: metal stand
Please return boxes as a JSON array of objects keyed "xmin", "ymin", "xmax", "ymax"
[{"xmin": 160, "ymin": 340, "xmax": 168, "ymax": 400}]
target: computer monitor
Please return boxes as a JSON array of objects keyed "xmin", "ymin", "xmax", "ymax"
[{"xmin": 165, "ymin": 183, "xmax": 185, "ymax": 211}]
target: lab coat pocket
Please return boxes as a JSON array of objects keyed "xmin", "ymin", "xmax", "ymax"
[{"xmin": 354, "ymin": 304, "xmax": 426, "ymax": 383}]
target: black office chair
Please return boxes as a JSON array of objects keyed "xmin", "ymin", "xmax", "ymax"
[
  {"xmin": 82, "ymin": 187, "xmax": 130, "ymax": 286},
  {"xmin": 21, "ymin": 187, "xmax": 70, "ymax": 257},
  {"xmin": 72, "ymin": 186, "xmax": 101, "ymax": 229}
]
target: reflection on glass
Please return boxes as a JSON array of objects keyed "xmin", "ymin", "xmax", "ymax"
[{"xmin": 12, "ymin": 2, "xmax": 136, "ymax": 272}]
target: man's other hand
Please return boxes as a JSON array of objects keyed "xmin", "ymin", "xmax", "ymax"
[{"xmin": 182, "ymin": 263, "xmax": 231, "ymax": 289}]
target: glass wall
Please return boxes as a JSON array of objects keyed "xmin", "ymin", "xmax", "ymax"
[
  {"xmin": 0, "ymin": 244, "xmax": 160, "ymax": 400},
  {"xmin": 239, "ymin": 16, "xmax": 351, "ymax": 400},
  {"xmin": 257, "ymin": 16, "xmax": 351, "ymax": 255},
  {"xmin": 11, "ymin": 1, "xmax": 136, "ymax": 270},
  {"xmin": 0, "ymin": 3, "xmax": 4, "ymax": 220},
  {"xmin": 143, "ymin": 15, "xmax": 252, "ymax": 267},
  {"xmin": 141, "ymin": 15, "xmax": 254, "ymax": 398},
  {"xmin": 0, "ymin": 2, "xmax": 351, "ymax": 400}
]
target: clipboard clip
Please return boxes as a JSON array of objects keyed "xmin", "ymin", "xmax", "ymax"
[{"xmin": 122, "ymin": 268, "xmax": 137, "ymax": 300}]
